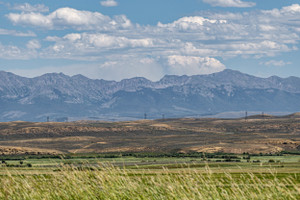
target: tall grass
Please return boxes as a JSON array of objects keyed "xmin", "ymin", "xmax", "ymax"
[{"xmin": 0, "ymin": 164, "xmax": 299, "ymax": 200}]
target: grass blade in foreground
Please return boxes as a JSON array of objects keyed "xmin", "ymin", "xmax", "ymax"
[{"xmin": 0, "ymin": 164, "xmax": 299, "ymax": 200}]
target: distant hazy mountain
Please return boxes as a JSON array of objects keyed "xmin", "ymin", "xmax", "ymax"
[{"xmin": 1, "ymin": 69, "xmax": 300, "ymax": 122}]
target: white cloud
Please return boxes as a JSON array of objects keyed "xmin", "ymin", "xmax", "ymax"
[
  {"xmin": 12, "ymin": 3, "xmax": 49, "ymax": 12},
  {"xmin": 154, "ymin": 10, "xmax": 298, "ymax": 57},
  {"xmin": 203, "ymin": 0, "xmax": 256, "ymax": 8},
  {"xmin": 158, "ymin": 16, "xmax": 226, "ymax": 30},
  {"xmin": 99, "ymin": 58, "xmax": 164, "ymax": 81},
  {"xmin": 7, "ymin": 7, "xmax": 131, "ymax": 30},
  {"xmin": 10, "ymin": 4, "xmax": 298, "ymax": 62},
  {"xmin": 8, "ymin": 12, "xmax": 52, "ymax": 28},
  {"xmin": 260, "ymin": 60, "xmax": 292, "ymax": 67},
  {"xmin": 264, "ymin": 4, "xmax": 300, "ymax": 16},
  {"xmin": 0, "ymin": 43, "xmax": 22, "ymax": 59},
  {"xmin": 84, "ymin": 34, "xmax": 153, "ymax": 48},
  {"xmin": 0, "ymin": 28, "xmax": 36, "ymax": 37},
  {"xmin": 3, "ymin": 4, "xmax": 300, "ymax": 80},
  {"xmin": 167, "ymin": 56, "xmax": 225, "ymax": 76},
  {"xmin": 63, "ymin": 33, "xmax": 81, "ymax": 41},
  {"xmin": 100, "ymin": 0, "xmax": 118, "ymax": 7},
  {"xmin": 42, "ymin": 33, "xmax": 155, "ymax": 59},
  {"xmin": 0, "ymin": 43, "xmax": 37, "ymax": 60},
  {"xmin": 26, "ymin": 39, "xmax": 41, "ymax": 49},
  {"xmin": 209, "ymin": 41, "xmax": 291, "ymax": 58},
  {"xmin": 281, "ymin": 4, "xmax": 300, "ymax": 13}
]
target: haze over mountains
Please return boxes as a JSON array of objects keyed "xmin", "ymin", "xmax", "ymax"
[{"xmin": 0, "ymin": 69, "xmax": 300, "ymax": 122}]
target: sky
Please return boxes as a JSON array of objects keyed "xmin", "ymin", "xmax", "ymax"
[{"xmin": 0, "ymin": 0, "xmax": 300, "ymax": 81}]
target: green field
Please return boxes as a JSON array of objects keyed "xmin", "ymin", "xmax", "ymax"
[
  {"xmin": 0, "ymin": 116, "xmax": 299, "ymax": 199},
  {"xmin": 0, "ymin": 153, "xmax": 299, "ymax": 199}
]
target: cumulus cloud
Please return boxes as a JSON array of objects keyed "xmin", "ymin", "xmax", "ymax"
[
  {"xmin": 158, "ymin": 16, "xmax": 226, "ymax": 30},
  {"xmin": 3, "ymin": 4, "xmax": 300, "ymax": 80},
  {"xmin": 0, "ymin": 28, "xmax": 36, "ymax": 37},
  {"xmin": 155, "ymin": 9, "xmax": 299, "ymax": 57},
  {"xmin": 203, "ymin": 0, "xmax": 256, "ymax": 8},
  {"xmin": 207, "ymin": 41, "xmax": 292, "ymax": 58},
  {"xmin": 98, "ymin": 57, "xmax": 164, "ymax": 81},
  {"xmin": 0, "ymin": 43, "xmax": 22, "ymax": 59},
  {"xmin": 42, "ymin": 33, "xmax": 156, "ymax": 59},
  {"xmin": 7, "ymin": 7, "xmax": 131, "ymax": 30},
  {"xmin": 26, "ymin": 39, "xmax": 41, "ymax": 49},
  {"xmin": 12, "ymin": 3, "xmax": 49, "ymax": 12},
  {"xmin": 260, "ymin": 60, "xmax": 292, "ymax": 67},
  {"xmin": 6, "ymin": 4, "xmax": 300, "ymax": 60},
  {"xmin": 263, "ymin": 4, "xmax": 300, "ymax": 16},
  {"xmin": 0, "ymin": 43, "xmax": 37, "ymax": 60},
  {"xmin": 282, "ymin": 4, "xmax": 300, "ymax": 13},
  {"xmin": 167, "ymin": 56, "xmax": 225, "ymax": 75},
  {"xmin": 100, "ymin": 0, "xmax": 118, "ymax": 7},
  {"xmin": 7, "ymin": 12, "xmax": 52, "ymax": 28}
]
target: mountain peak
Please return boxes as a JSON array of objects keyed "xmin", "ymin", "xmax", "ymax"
[
  {"xmin": 212, "ymin": 69, "xmax": 251, "ymax": 77},
  {"xmin": 71, "ymin": 74, "xmax": 90, "ymax": 81},
  {"xmin": 1, "ymin": 70, "xmax": 300, "ymax": 122},
  {"xmin": 38, "ymin": 72, "xmax": 69, "ymax": 78},
  {"xmin": 0, "ymin": 71, "xmax": 19, "ymax": 77}
]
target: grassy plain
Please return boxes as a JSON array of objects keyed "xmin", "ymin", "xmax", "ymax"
[
  {"xmin": 0, "ymin": 155, "xmax": 299, "ymax": 199},
  {"xmin": 0, "ymin": 114, "xmax": 299, "ymax": 199}
]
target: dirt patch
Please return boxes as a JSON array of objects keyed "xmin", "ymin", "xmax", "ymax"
[{"xmin": 150, "ymin": 124, "xmax": 171, "ymax": 128}]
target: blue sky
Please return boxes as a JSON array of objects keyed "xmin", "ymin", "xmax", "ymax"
[{"xmin": 0, "ymin": 0, "xmax": 300, "ymax": 81}]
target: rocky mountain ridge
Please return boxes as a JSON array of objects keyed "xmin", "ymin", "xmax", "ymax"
[{"xmin": 0, "ymin": 69, "xmax": 300, "ymax": 121}]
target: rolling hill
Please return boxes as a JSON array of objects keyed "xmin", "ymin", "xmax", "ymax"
[{"xmin": 0, "ymin": 114, "xmax": 299, "ymax": 155}]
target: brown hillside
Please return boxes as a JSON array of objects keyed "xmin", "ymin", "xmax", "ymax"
[{"xmin": 0, "ymin": 115, "xmax": 299, "ymax": 155}]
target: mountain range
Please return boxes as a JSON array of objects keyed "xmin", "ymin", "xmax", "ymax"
[{"xmin": 1, "ymin": 69, "xmax": 300, "ymax": 122}]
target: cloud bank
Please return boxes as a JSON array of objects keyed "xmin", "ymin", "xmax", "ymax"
[
  {"xmin": 12, "ymin": 3, "xmax": 49, "ymax": 12},
  {"xmin": 7, "ymin": 7, "xmax": 131, "ymax": 30},
  {"xmin": 3, "ymin": 3, "xmax": 300, "ymax": 80}
]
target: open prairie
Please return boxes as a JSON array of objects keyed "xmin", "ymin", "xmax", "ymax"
[
  {"xmin": 1, "ymin": 114, "xmax": 300, "ymax": 199},
  {"xmin": 0, "ymin": 113, "xmax": 299, "ymax": 155}
]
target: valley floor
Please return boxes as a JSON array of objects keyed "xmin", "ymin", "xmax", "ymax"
[{"xmin": 0, "ymin": 154, "xmax": 299, "ymax": 199}]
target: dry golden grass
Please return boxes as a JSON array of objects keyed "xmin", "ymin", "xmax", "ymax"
[
  {"xmin": 0, "ymin": 145, "xmax": 62, "ymax": 155},
  {"xmin": 0, "ymin": 164, "xmax": 299, "ymax": 200}
]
